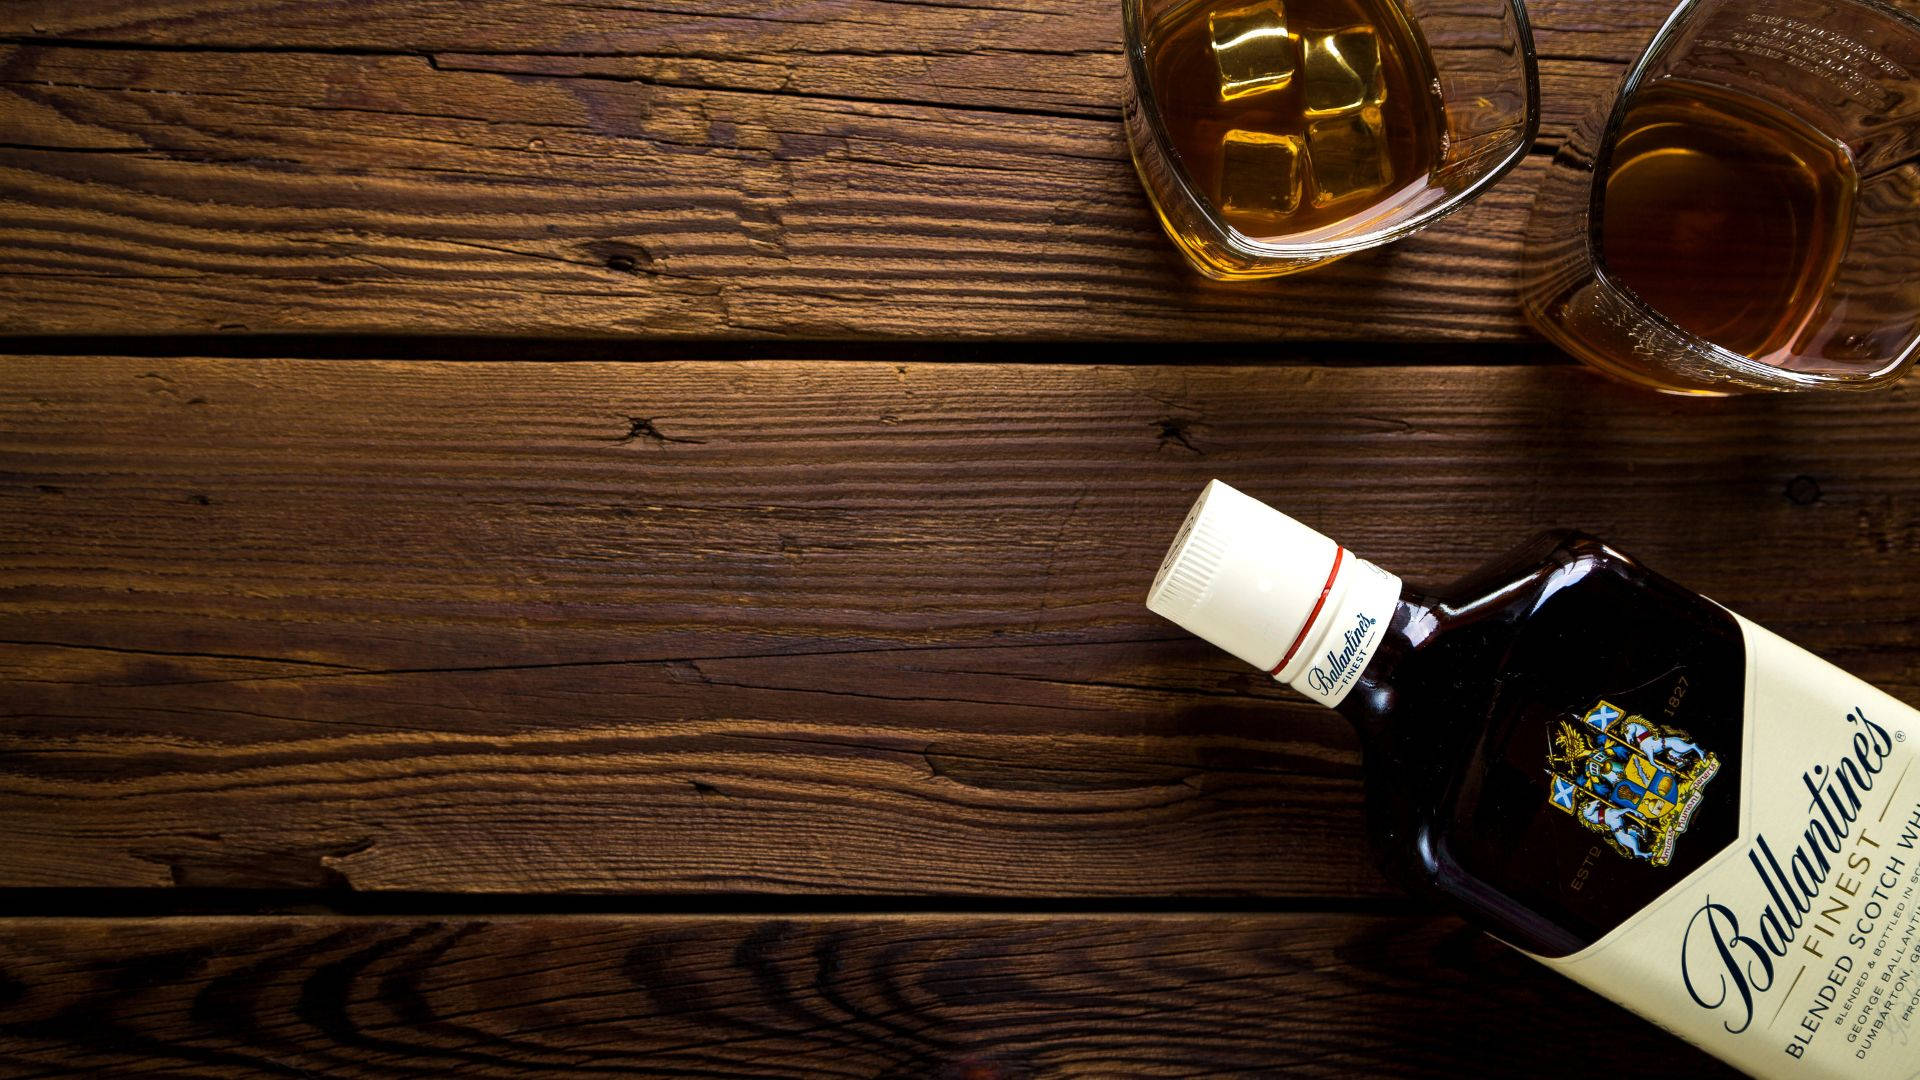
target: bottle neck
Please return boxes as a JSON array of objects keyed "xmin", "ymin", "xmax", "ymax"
[
  {"xmin": 1333, "ymin": 589, "xmax": 1441, "ymax": 738},
  {"xmin": 1269, "ymin": 552, "xmax": 1404, "ymax": 708}
]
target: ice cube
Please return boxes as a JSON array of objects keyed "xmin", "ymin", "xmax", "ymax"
[
  {"xmin": 1219, "ymin": 129, "xmax": 1305, "ymax": 219},
  {"xmin": 1300, "ymin": 26, "xmax": 1384, "ymax": 117},
  {"xmin": 1209, "ymin": 1, "xmax": 1295, "ymax": 102},
  {"xmin": 1306, "ymin": 107, "xmax": 1391, "ymax": 207}
]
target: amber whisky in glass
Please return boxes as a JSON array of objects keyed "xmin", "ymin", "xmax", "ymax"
[
  {"xmin": 1597, "ymin": 80, "xmax": 1858, "ymax": 368},
  {"xmin": 1521, "ymin": 0, "xmax": 1920, "ymax": 394},
  {"xmin": 1142, "ymin": 0, "xmax": 1445, "ymax": 240},
  {"xmin": 1121, "ymin": 0, "xmax": 1536, "ymax": 278}
]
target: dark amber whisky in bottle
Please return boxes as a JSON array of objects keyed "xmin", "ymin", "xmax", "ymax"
[{"xmin": 1148, "ymin": 481, "xmax": 1920, "ymax": 1079}]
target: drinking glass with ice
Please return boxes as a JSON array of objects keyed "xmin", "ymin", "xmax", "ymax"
[{"xmin": 1122, "ymin": 0, "xmax": 1538, "ymax": 278}]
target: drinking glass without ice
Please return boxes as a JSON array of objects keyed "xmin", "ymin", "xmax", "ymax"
[
  {"xmin": 1521, "ymin": 0, "xmax": 1920, "ymax": 395},
  {"xmin": 1122, "ymin": 0, "xmax": 1538, "ymax": 279}
]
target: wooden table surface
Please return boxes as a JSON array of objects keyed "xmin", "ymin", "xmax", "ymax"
[{"xmin": 3, "ymin": 2, "xmax": 1916, "ymax": 1076}]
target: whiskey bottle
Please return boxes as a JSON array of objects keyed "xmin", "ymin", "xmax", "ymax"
[{"xmin": 1146, "ymin": 480, "xmax": 1920, "ymax": 1078}]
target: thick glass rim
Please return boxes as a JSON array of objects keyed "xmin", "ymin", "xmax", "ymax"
[
  {"xmin": 1121, "ymin": 0, "xmax": 1541, "ymax": 260},
  {"xmin": 1580, "ymin": 0, "xmax": 1920, "ymax": 390}
]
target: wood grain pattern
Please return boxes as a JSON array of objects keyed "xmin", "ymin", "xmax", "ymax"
[
  {"xmin": 0, "ymin": 0, "xmax": 1666, "ymax": 339},
  {"xmin": 0, "ymin": 913, "xmax": 1739, "ymax": 1077},
  {"xmin": 4, "ymin": 358, "xmax": 1917, "ymax": 895}
]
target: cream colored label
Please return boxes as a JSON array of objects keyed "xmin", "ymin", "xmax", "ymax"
[{"xmin": 1539, "ymin": 614, "xmax": 1920, "ymax": 1079}]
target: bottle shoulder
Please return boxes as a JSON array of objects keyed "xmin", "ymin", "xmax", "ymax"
[
  {"xmin": 1426, "ymin": 530, "xmax": 1638, "ymax": 611},
  {"xmin": 1346, "ymin": 532, "xmax": 1641, "ymax": 721}
]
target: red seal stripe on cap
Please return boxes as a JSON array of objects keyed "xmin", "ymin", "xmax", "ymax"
[{"xmin": 1271, "ymin": 546, "xmax": 1343, "ymax": 677}]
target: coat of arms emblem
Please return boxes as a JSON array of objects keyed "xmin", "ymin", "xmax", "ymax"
[{"xmin": 1546, "ymin": 699, "xmax": 1720, "ymax": 867}]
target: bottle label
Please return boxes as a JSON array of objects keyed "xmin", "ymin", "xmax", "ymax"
[
  {"xmin": 1536, "ymin": 614, "xmax": 1920, "ymax": 1079},
  {"xmin": 1279, "ymin": 556, "xmax": 1400, "ymax": 708}
]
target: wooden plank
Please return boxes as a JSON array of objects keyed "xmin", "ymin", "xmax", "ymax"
[
  {"xmin": 0, "ymin": 913, "xmax": 1738, "ymax": 1077},
  {"xmin": 0, "ymin": 0, "xmax": 1663, "ymax": 66},
  {"xmin": 3, "ymin": 359, "xmax": 1917, "ymax": 895},
  {"xmin": 0, "ymin": 1, "xmax": 1669, "ymax": 340}
]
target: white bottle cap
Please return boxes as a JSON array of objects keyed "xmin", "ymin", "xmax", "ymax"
[{"xmin": 1146, "ymin": 480, "xmax": 1401, "ymax": 706}]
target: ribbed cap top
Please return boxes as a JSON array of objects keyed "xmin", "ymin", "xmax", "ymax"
[{"xmin": 1145, "ymin": 480, "xmax": 1342, "ymax": 673}]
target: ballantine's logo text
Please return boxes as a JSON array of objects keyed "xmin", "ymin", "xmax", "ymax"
[
  {"xmin": 1306, "ymin": 611, "xmax": 1377, "ymax": 696},
  {"xmin": 1678, "ymin": 708, "xmax": 1896, "ymax": 1035}
]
